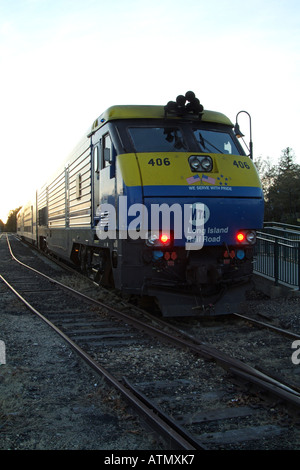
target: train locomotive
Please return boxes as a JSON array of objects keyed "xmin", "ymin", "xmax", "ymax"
[{"xmin": 17, "ymin": 92, "xmax": 264, "ymax": 316}]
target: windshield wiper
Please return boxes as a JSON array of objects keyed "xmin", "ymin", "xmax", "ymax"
[{"xmin": 198, "ymin": 132, "xmax": 224, "ymax": 154}]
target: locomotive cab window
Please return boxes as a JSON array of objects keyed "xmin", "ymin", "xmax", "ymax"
[
  {"xmin": 128, "ymin": 127, "xmax": 187, "ymax": 152},
  {"xmin": 93, "ymin": 146, "xmax": 99, "ymax": 172},
  {"xmin": 193, "ymin": 128, "xmax": 242, "ymax": 155},
  {"xmin": 102, "ymin": 134, "xmax": 113, "ymax": 168}
]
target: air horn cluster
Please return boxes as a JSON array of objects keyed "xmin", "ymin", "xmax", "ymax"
[{"xmin": 164, "ymin": 91, "xmax": 204, "ymax": 118}]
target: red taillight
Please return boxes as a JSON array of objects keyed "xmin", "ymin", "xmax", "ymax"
[
  {"xmin": 146, "ymin": 232, "xmax": 172, "ymax": 247},
  {"xmin": 237, "ymin": 232, "xmax": 245, "ymax": 242},
  {"xmin": 160, "ymin": 234, "xmax": 170, "ymax": 244}
]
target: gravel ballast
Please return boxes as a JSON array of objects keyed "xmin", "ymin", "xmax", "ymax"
[
  {"xmin": 0, "ymin": 283, "xmax": 160, "ymax": 450},
  {"xmin": 1, "ymin": 236, "xmax": 300, "ymax": 450}
]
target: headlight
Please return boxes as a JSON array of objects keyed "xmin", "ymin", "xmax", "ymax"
[
  {"xmin": 146, "ymin": 232, "xmax": 171, "ymax": 247},
  {"xmin": 146, "ymin": 233, "xmax": 159, "ymax": 246},
  {"xmin": 190, "ymin": 158, "xmax": 202, "ymax": 171},
  {"xmin": 246, "ymin": 231, "xmax": 256, "ymax": 244},
  {"xmin": 189, "ymin": 155, "xmax": 213, "ymax": 172},
  {"xmin": 201, "ymin": 157, "xmax": 213, "ymax": 171}
]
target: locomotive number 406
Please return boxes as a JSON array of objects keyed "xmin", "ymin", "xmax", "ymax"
[
  {"xmin": 233, "ymin": 160, "xmax": 250, "ymax": 170},
  {"xmin": 148, "ymin": 157, "xmax": 171, "ymax": 166}
]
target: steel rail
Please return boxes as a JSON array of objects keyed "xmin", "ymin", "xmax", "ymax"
[
  {"xmin": 0, "ymin": 271, "xmax": 201, "ymax": 450},
  {"xmin": 5, "ymin": 234, "xmax": 300, "ymax": 409},
  {"xmin": 122, "ymin": 376, "xmax": 207, "ymax": 450},
  {"xmin": 232, "ymin": 312, "xmax": 300, "ymax": 341}
]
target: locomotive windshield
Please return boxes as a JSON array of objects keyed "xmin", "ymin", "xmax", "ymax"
[
  {"xmin": 193, "ymin": 128, "xmax": 240, "ymax": 155},
  {"xmin": 126, "ymin": 122, "xmax": 243, "ymax": 155},
  {"xmin": 128, "ymin": 127, "xmax": 186, "ymax": 152}
]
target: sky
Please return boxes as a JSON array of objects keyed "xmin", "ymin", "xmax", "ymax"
[{"xmin": 0, "ymin": 0, "xmax": 299, "ymax": 222}]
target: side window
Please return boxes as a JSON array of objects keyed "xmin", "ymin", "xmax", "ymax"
[
  {"xmin": 102, "ymin": 134, "xmax": 112, "ymax": 168},
  {"xmin": 93, "ymin": 145, "xmax": 99, "ymax": 172}
]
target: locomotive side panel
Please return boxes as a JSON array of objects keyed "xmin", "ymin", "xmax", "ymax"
[
  {"xmin": 36, "ymin": 135, "xmax": 92, "ymax": 261},
  {"xmin": 68, "ymin": 144, "xmax": 92, "ymax": 228}
]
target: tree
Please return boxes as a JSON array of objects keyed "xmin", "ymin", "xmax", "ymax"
[
  {"xmin": 254, "ymin": 155, "xmax": 277, "ymax": 198},
  {"xmin": 278, "ymin": 147, "xmax": 298, "ymax": 173},
  {"xmin": 0, "ymin": 219, "xmax": 4, "ymax": 232},
  {"xmin": 4, "ymin": 207, "xmax": 22, "ymax": 233},
  {"xmin": 262, "ymin": 148, "xmax": 300, "ymax": 223}
]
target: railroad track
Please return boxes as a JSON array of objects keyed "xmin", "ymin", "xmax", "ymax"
[
  {"xmin": 168, "ymin": 307, "xmax": 300, "ymax": 399},
  {"xmin": 1, "ymin": 234, "xmax": 300, "ymax": 449}
]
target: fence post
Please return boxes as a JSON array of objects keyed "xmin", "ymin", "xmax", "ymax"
[{"xmin": 274, "ymin": 239, "xmax": 279, "ymax": 286}]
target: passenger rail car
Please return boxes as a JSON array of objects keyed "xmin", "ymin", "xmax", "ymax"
[
  {"xmin": 17, "ymin": 92, "xmax": 264, "ymax": 316},
  {"xmin": 17, "ymin": 202, "xmax": 36, "ymax": 244}
]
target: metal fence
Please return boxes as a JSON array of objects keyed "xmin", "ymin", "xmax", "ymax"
[
  {"xmin": 263, "ymin": 221, "xmax": 300, "ymax": 241},
  {"xmin": 254, "ymin": 231, "xmax": 300, "ymax": 290}
]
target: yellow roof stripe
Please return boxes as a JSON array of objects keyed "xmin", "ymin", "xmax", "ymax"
[{"xmin": 89, "ymin": 105, "xmax": 233, "ymax": 135}]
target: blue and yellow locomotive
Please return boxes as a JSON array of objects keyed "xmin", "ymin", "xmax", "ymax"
[{"xmin": 17, "ymin": 92, "xmax": 264, "ymax": 316}]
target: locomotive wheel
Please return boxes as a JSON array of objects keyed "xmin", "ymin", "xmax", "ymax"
[{"xmin": 79, "ymin": 245, "xmax": 113, "ymax": 286}]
